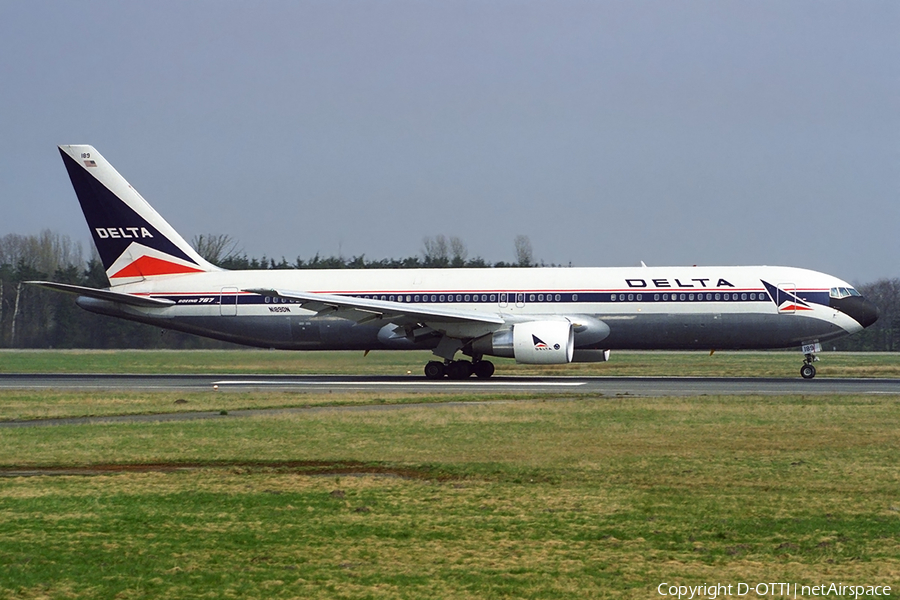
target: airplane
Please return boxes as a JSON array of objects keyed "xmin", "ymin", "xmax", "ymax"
[{"xmin": 29, "ymin": 145, "xmax": 879, "ymax": 380}]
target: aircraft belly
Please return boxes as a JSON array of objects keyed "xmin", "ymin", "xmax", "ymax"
[
  {"xmin": 312, "ymin": 319, "xmax": 382, "ymax": 350},
  {"xmin": 598, "ymin": 313, "xmax": 848, "ymax": 350},
  {"xmin": 166, "ymin": 315, "xmax": 294, "ymax": 348},
  {"xmin": 172, "ymin": 315, "xmax": 384, "ymax": 350}
]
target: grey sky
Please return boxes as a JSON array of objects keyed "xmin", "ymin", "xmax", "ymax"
[{"xmin": 1, "ymin": 1, "xmax": 898, "ymax": 283}]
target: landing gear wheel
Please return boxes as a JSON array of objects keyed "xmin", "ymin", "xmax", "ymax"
[
  {"xmin": 424, "ymin": 361, "xmax": 445, "ymax": 380},
  {"xmin": 473, "ymin": 360, "xmax": 495, "ymax": 379},
  {"xmin": 446, "ymin": 360, "xmax": 473, "ymax": 380},
  {"xmin": 800, "ymin": 364, "xmax": 816, "ymax": 380}
]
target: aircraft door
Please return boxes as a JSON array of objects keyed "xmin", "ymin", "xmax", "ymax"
[
  {"xmin": 516, "ymin": 293, "xmax": 526, "ymax": 308},
  {"xmin": 776, "ymin": 283, "xmax": 796, "ymax": 314},
  {"xmin": 220, "ymin": 287, "xmax": 238, "ymax": 316}
]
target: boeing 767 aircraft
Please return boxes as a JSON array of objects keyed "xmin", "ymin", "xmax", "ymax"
[{"xmin": 29, "ymin": 145, "xmax": 879, "ymax": 379}]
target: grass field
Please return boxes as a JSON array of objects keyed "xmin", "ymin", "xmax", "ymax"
[
  {"xmin": 0, "ymin": 389, "xmax": 540, "ymax": 422},
  {"xmin": 1, "ymin": 392, "xmax": 899, "ymax": 598},
  {"xmin": 0, "ymin": 351, "xmax": 898, "ymax": 598},
  {"xmin": 2, "ymin": 348, "xmax": 900, "ymax": 378}
]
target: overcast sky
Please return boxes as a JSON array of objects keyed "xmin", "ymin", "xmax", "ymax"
[{"xmin": 1, "ymin": 1, "xmax": 898, "ymax": 283}]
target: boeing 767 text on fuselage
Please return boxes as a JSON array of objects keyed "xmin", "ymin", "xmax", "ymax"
[{"xmin": 30, "ymin": 145, "xmax": 879, "ymax": 379}]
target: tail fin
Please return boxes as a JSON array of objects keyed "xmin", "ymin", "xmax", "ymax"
[{"xmin": 58, "ymin": 145, "xmax": 219, "ymax": 286}]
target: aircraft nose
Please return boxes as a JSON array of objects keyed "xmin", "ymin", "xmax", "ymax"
[{"xmin": 832, "ymin": 296, "xmax": 880, "ymax": 328}]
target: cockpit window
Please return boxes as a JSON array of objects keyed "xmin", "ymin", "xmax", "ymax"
[{"xmin": 830, "ymin": 287, "xmax": 861, "ymax": 299}]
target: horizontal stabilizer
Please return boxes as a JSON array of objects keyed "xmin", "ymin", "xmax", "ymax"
[{"xmin": 26, "ymin": 281, "xmax": 175, "ymax": 308}]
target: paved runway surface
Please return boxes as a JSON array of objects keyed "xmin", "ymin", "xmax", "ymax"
[
  {"xmin": 2, "ymin": 373, "xmax": 898, "ymax": 429},
  {"xmin": 2, "ymin": 373, "xmax": 900, "ymax": 396}
]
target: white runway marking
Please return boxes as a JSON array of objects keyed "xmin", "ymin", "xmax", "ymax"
[{"xmin": 212, "ymin": 380, "xmax": 587, "ymax": 387}]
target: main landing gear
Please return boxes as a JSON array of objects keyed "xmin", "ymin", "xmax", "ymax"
[
  {"xmin": 424, "ymin": 359, "xmax": 495, "ymax": 380},
  {"xmin": 800, "ymin": 353, "xmax": 819, "ymax": 379}
]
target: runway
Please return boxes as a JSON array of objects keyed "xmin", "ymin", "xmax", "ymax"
[
  {"xmin": 2, "ymin": 373, "xmax": 900, "ymax": 396},
  {"xmin": 2, "ymin": 373, "xmax": 898, "ymax": 430}
]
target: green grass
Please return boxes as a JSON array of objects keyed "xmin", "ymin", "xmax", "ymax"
[
  {"xmin": 2, "ymin": 348, "xmax": 900, "ymax": 378},
  {"xmin": 0, "ymin": 389, "xmax": 536, "ymax": 422},
  {"xmin": 1, "ymin": 394, "xmax": 898, "ymax": 598}
]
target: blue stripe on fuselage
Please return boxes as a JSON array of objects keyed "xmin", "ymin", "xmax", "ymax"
[{"xmin": 151, "ymin": 289, "xmax": 818, "ymax": 307}]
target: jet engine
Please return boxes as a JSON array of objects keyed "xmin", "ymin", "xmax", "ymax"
[{"xmin": 472, "ymin": 321, "xmax": 575, "ymax": 364}]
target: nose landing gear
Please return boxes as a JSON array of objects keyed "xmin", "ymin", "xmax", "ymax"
[
  {"xmin": 799, "ymin": 342, "xmax": 822, "ymax": 380},
  {"xmin": 800, "ymin": 353, "xmax": 819, "ymax": 379}
]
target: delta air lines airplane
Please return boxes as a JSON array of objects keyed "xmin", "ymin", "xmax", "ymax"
[{"xmin": 30, "ymin": 145, "xmax": 879, "ymax": 379}]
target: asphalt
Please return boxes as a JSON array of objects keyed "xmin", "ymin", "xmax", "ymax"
[
  {"xmin": 2, "ymin": 372, "xmax": 899, "ymax": 395},
  {"xmin": 1, "ymin": 372, "xmax": 898, "ymax": 429}
]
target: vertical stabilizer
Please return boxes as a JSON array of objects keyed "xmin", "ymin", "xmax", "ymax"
[{"xmin": 58, "ymin": 145, "xmax": 219, "ymax": 286}]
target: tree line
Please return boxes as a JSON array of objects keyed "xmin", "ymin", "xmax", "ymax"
[
  {"xmin": 0, "ymin": 230, "xmax": 897, "ymax": 351},
  {"xmin": 194, "ymin": 233, "xmax": 541, "ymax": 270}
]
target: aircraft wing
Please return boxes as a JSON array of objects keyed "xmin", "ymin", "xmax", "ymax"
[
  {"xmin": 245, "ymin": 288, "xmax": 505, "ymax": 338},
  {"xmin": 26, "ymin": 281, "xmax": 175, "ymax": 308}
]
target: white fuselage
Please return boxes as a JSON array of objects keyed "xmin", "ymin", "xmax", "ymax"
[{"xmin": 79, "ymin": 265, "xmax": 864, "ymax": 353}]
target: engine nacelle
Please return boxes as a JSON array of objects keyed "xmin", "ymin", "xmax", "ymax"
[
  {"xmin": 514, "ymin": 321, "xmax": 575, "ymax": 364},
  {"xmin": 472, "ymin": 321, "xmax": 574, "ymax": 364}
]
